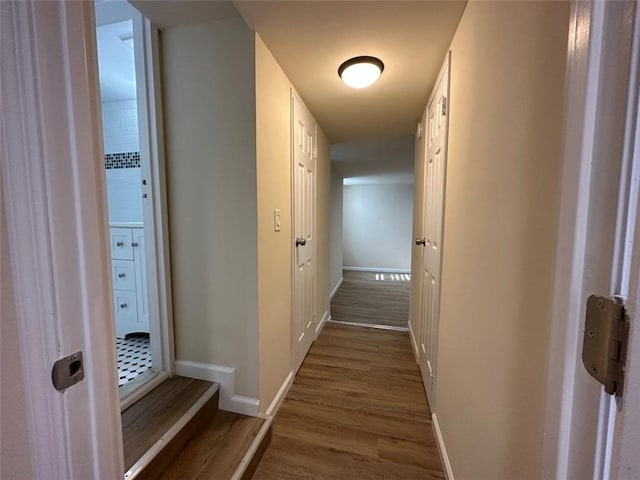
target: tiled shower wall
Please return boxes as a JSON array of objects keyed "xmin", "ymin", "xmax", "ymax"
[{"xmin": 102, "ymin": 99, "xmax": 143, "ymax": 223}]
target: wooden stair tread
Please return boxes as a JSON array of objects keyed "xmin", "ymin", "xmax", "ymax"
[
  {"xmin": 121, "ymin": 375, "xmax": 215, "ymax": 471},
  {"xmin": 140, "ymin": 410, "xmax": 268, "ymax": 480}
]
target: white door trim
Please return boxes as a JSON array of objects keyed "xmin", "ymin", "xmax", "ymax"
[
  {"xmin": 132, "ymin": 10, "xmax": 175, "ymax": 376},
  {"xmin": 610, "ymin": 1, "xmax": 640, "ymax": 475},
  {"xmin": 1, "ymin": 1, "xmax": 123, "ymax": 478},
  {"xmin": 543, "ymin": 1, "xmax": 638, "ymax": 478}
]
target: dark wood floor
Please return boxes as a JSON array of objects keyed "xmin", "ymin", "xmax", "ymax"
[
  {"xmin": 142, "ymin": 410, "xmax": 266, "ymax": 480},
  {"xmin": 253, "ymin": 322, "xmax": 444, "ymax": 479},
  {"xmin": 331, "ymin": 270, "xmax": 410, "ymax": 328}
]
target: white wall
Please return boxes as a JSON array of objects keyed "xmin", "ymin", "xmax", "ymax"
[
  {"xmin": 414, "ymin": 2, "xmax": 570, "ymax": 478},
  {"xmin": 330, "ymin": 169, "xmax": 343, "ymax": 293},
  {"xmin": 162, "ymin": 16, "xmax": 259, "ymax": 399},
  {"xmin": 343, "ymin": 183, "xmax": 413, "ymax": 271},
  {"xmin": 101, "ymin": 99, "xmax": 143, "ymax": 223},
  {"xmin": 101, "ymin": 99, "xmax": 139, "ymax": 154}
]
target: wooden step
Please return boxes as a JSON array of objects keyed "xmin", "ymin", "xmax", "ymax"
[
  {"xmin": 122, "ymin": 375, "xmax": 218, "ymax": 479},
  {"xmin": 137, "ymin": 409, "xmax": 272, "ymax": 480}
]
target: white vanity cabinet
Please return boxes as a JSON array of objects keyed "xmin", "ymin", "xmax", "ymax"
[{"xmin": 110, "ymin": 225, "xmax": 149, "ymax": 337}]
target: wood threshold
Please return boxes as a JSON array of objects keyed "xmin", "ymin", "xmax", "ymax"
[{"xmin": 121, "ymin": 376, "xmax": 215, "ymax": 474}]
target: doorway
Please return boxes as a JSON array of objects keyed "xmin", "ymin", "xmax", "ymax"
[{"xmin": 95, "ymin": 0, "xmax": 174, "ymax": 401}]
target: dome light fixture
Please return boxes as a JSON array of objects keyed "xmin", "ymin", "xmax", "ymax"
[{"xmin": 338, "ymin": 56, "xmax": 384, "ymax": 89}]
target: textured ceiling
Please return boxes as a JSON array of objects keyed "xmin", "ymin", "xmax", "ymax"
[{"xmin": 234, "ymin": 1, "xmax": 466, "ymax": 143}]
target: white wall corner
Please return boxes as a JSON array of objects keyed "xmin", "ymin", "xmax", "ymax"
[
  {"xmin": 315, "ymin": 311, "xmax": 330, "ymax": 339},
  {"xmin": 408, "ymin": 321, "xmax": 419, "ymax": 363},
  {"xmin": 265, "ymin": 370, "xmax": 294, "ymax": 417},
  {"xmin": 432, "ymin": 413, "xmax": 455, "ymax": 480},
  {"xmin": 330, "ymin": 278, "xmax": 343, "ymax": 300},
  {"xmin": 174, "ymin": 360, "xmax": 260, "ymax": 417}
]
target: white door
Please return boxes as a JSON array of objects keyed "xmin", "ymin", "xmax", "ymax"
[
  {"xmin": 292, "ymin": 93, "xmax": 316, "ymax": 372},
  {"xmin": 1, "ymin": 1, "xmax": 123, "ymax": 477},
  {"xmin": 419, "ymin": 55, "xmax": 450, "ymax": 408}
]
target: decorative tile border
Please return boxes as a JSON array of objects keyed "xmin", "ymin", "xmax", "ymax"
[{"xmin": 105, "ymin": 152, "xmax": 140, "ymax": 169}]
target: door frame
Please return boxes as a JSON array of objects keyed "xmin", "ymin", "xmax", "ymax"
[
  {"xmin": 543, "ymin": 1, "xmax": 639, "ymax": 478},
  {"xmin": 290, "ymin": 90, "xmax": 318, "ymax": 374},
  {"xmin": 131, "ymin": 6, "xmax": 175, "ymax": 378},
  {"xmin": 1, "ymin": 1, "xmax": 124, "ymax": 477}
]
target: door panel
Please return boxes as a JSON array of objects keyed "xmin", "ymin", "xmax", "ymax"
[
  {"xmin": 419, "ymin": 55, "xmax": 450, "ymax": 409},
  {"xmin": 292, "ymin": 94, "xmax": 316, "ymax": 372}
]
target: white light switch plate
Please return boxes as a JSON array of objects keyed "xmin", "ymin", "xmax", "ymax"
[{"xmin": 274, "ymin": 209, "xmax": 281, "ymax": 232}]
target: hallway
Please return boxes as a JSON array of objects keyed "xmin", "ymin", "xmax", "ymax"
[
  {"xmin": 254, "ymin": 322, "xmax": 444, "ymax": 479},
  {"xmin": 331, "ymin": 271, "xmax": 411, "ymax": 329}
]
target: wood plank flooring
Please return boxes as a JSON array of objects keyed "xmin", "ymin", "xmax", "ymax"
[
  {"xmin": 331, "ymin": 270, "xmax": 410, "ymax": 328},
  {"xmin": 140, "ymin": 410, "xmax": 267, "ymax": 480},
  {"xmin": 253, "ymin": 322, "xmax": 444, "ymax": 480},
  {"xmin": 121, "ymin": 376, "xmax": 213, "ymax": 471}
]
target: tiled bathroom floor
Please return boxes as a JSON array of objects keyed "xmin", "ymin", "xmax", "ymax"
[{"xmin": 116, "ymin": 336, "xmax": 152, "ymax": 387}]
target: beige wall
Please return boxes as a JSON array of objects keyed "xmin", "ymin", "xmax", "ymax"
[
  {"xmin": 431, "ymin": 2, "xmax": 570, "ymax": 478},
  {"xmin": 255, "ymin": 36, "xmax": 292, "ymax": 410},
  {"xmin": 162, "ymin": 16, "xmax": 259, "ymax": 398},
  {"xmin": 255, "ymin": 35, "xmax": 331, "ymax": 411},
  {"xmin": 330, "ymin": 170, "xmax": 343, "ymax": 293},
  {"xmin": 409, "ymin": 109, "xmax": 427, "ymax": 340},
  {"xmin": 1, "ymin": 192, "xmax": 33, "ymax": 480},
  {"xmin": 316, "ymin": 129, "xmax": 331, "ymax": 326}
]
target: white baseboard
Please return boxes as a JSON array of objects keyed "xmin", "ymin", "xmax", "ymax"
[
  {"xmin": 343, "ymin": 266, "xmax": 411, "ymax": 274},
  {"xmin": 265, "ymin": 370, "xmax": 294, "ymax": 416},
  {"xmin": 330, "ymin": 277, "xmax": 343, "ymax": 299},
  {"xmin": 316, "ymin": 311, "xmax": 330, "ymax": 339},
  {"xmin": 408, "ymin": 321, "xmax": 419, "ymax": 363},
  {"xmin": 432, "ymin": 413, "xmax": 454, "ymax": 480},
  {"xmin": 174, "ymin": 360, "xmax": 260, "ymax": 417}
]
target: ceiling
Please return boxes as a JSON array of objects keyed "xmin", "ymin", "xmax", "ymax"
[
  {"xmin": 96, "ymin": 19, "xmax": 136, "ymax": 102},
  {"xmin": 332, "ymin": 136, "xmax": 415, "ymax": 185},
  {"xmin": 234, "ymin": 1, "xmax": 466, "ymax": 143}
]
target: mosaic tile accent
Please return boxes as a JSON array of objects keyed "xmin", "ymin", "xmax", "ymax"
[
  {"xmin": 116, "ymin": 336, "xmax": 151, "ymax": 387},
  {"xmin": 105, "ymin": 152, "xmax": 141, "ymax": 170}
]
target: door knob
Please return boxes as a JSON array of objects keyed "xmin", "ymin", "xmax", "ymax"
[
  {"xmin": 118, "ymin": 273, "xmax": 126, "ymax": 279},
  {"xmin": 415, "ymin": 238, "xmax": 426, "ymax": 246},
  {"xmin": 295, "ymin": 237, "xmax": 307, "ymax": 247},
  {"xmin": 116, "ymin": 241, "xmax": 124, "ymax": 247},
  {"xmin": 131, "ymin": 242, "xmax": 138, "ymax": 247}
]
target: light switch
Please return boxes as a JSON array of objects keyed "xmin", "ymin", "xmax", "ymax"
[{"xmin": 274, "ymin": 209, "xmax": 281, "ymax": 232}]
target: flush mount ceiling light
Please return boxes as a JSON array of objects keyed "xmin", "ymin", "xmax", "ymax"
[{"xmin": 338, "ymin": 56, "xmax": 384, "ymax": 89}]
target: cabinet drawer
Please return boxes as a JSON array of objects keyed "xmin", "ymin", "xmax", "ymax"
[
  {"xmin": 113, "ymin": 290, "xmax": 138, "ymax": 324},
  {"xmin": 112, "ymin": 260, "xmax": 135, "ymax": 291},
  {"xmin": 110, "ymin": 228, "xmax": 133, "ymax": 260}
]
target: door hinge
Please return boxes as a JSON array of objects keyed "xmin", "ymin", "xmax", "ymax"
[
  {"xmin": 582, "ymin": 295, "xmax": 630, "ymax": 396},
  {"xmin": 441, "ymin": 96, "xmax": 447, "ymax": 116}
]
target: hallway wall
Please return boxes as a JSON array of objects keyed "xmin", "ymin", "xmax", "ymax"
[
  {"xmin": 255, "ymin": 35, "xmax": 332, "ymax": 412},
  {"xmin": 162, "ymin": 16, "xmax": 260, "ymax": 399},
  {"xmin": 416, "ymin": 2, "xmax": 570, "ymax": 478},
  {"xmin": 343, "ymin": 183, "xmax": 413, "ymax": 271},
  {"xmin": 330, "ymin": 170, "xmax": 343, "ymax": 294}
]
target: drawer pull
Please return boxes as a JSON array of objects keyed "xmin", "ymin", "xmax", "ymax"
[
  {"xmin": 116, "ymin": 241, "xmax": 124, "ymax": 247},
  {"xmin": 131, "ymin": 242, "xmax": 139, "ymax": 247},
  {"xmin": 118, "ymin": 273, "xmax": 126, "ymax": 279},
  {"xmin": 120, "ymin": 303, "xmax": 128, "ymax": 309}
]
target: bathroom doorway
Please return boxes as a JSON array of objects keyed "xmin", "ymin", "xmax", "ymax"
[{"xmin": 95, "ymin": 0, "xmax": 174, "ymax": 403}]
